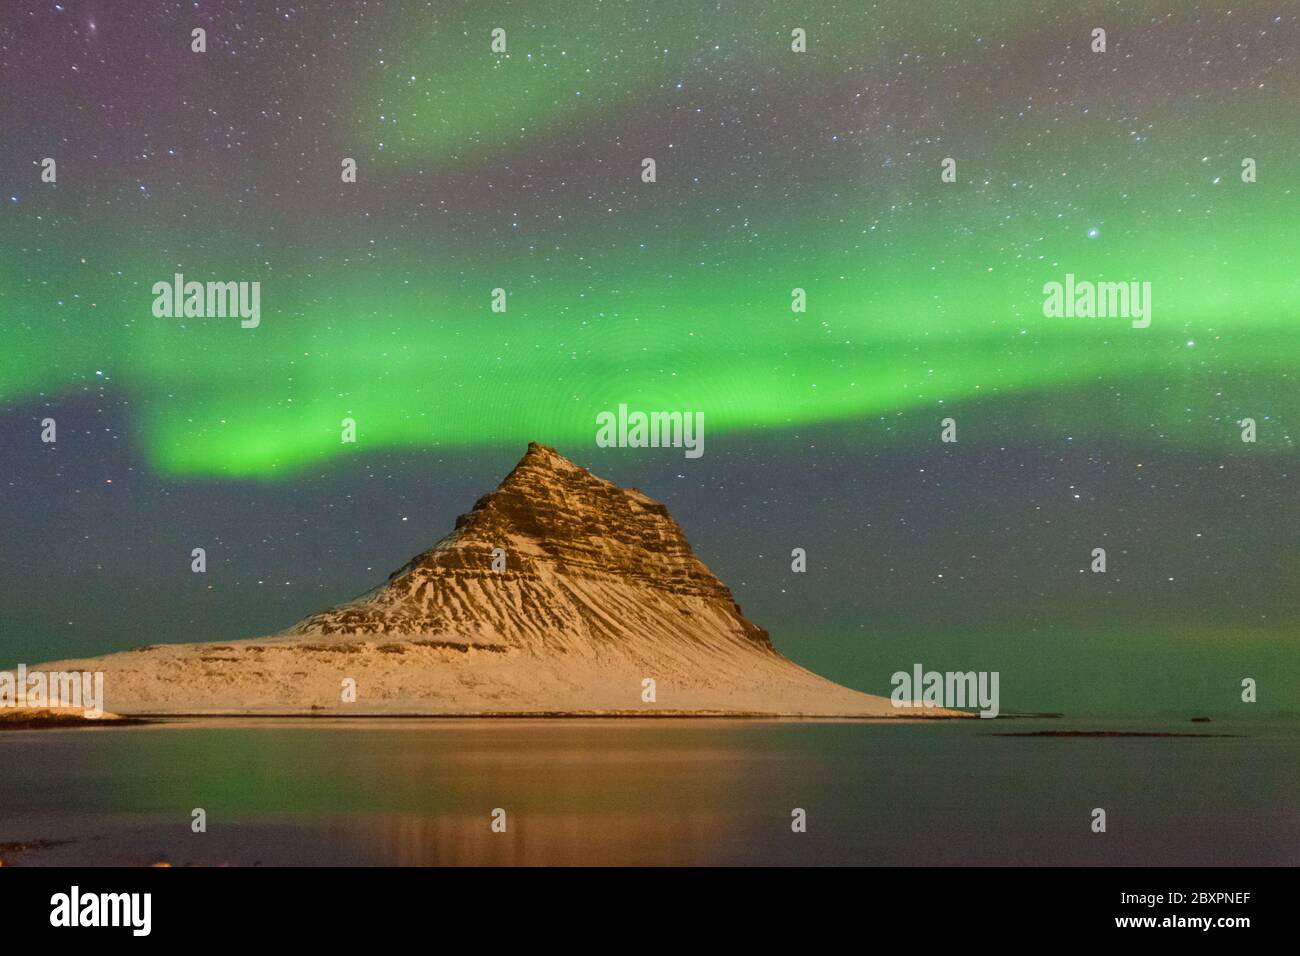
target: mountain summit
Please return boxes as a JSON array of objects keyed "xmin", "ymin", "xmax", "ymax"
[
  {"xmin": 38, "ymin": 445, "xmax": 951, "ymax": 717},
  {"xmin": 292, "ymin": 441, "xmax": 771, "ymax": 652}
]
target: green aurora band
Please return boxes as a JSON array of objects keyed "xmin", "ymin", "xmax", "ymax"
[{"xmin": 3, "ymin": 1, "xmax": 1296, "ymax": 477}]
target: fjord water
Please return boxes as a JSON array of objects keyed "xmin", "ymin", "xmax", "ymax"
[{"xmin": 1, "ymin": 718, "xmax": 1295, "ymax": 866}]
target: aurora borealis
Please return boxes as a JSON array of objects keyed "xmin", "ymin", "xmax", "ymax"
[{"xmin": 1, "ymin": 1, "xmax": 1296, "ymax": 712}]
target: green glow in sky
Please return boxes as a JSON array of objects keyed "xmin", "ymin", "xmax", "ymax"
[{"xmin": 3, "ymin": 1, "xmax": 1296, "ymax": 477}]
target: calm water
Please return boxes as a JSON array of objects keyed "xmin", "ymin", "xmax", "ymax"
[{"xmin": 1, "ymin": 717, "xmax": 1296, "ymax": 866}]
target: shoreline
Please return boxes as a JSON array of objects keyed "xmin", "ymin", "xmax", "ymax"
[
  {"xmin": 0, "ymin": 708, "xmax": 146, "ymax": 730},
  {"xmin": 0, "ymin": 708, "xmax": 1052, "ymax": 728}
]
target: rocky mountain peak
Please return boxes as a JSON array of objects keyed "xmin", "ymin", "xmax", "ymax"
[
  {"xmin": 291, "ymin": 444, "xmax": 771, "ymax": 649},
  {"xmin": 37, "ymin": 442, "xmax": 927, "ymax": 717}
]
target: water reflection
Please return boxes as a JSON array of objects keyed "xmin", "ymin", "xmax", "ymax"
[{"xmin": 0, "ymin": 718, "xmax": 1295, "ymax": 866}]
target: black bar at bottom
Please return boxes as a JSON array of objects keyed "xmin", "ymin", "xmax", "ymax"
[{"xmin": 0, "ymin": 865, "xmax": 1283, "ymax": 941}]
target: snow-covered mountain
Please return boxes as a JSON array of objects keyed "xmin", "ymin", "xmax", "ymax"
[{"xmin": 37, "ymin": 444, "xmax": 956, "ymax": 717}]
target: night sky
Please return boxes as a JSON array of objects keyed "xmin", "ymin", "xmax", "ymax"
[{"xmin": 1, "ymin": 1, "xmax": 1296, "ymax": 715}]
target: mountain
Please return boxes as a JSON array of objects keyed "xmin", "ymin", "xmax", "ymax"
[{"xmin": 35, "ymin": 444, "xmax": 957, "ymax": 717}]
